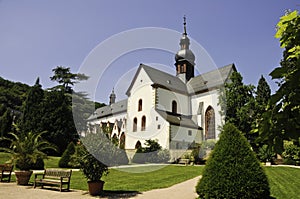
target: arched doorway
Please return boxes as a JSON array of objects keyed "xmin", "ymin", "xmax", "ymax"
[{"xmin": 135, "ymin": 141, "xmax": 142, "ymax": 149}]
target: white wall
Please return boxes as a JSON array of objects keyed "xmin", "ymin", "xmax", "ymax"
[
  {"xmin": 126, "ymin": 68, "xmax": 171, "ymax": 149},
  {"xmin": 190, "ymin": 89, "xmax": 223, "ymax": 139},
  {"xmin": 156, "ymin": 88, "xmax": 189, "ymax": 115},
  {"xmin": 170, "ymin": 125, "xmax": 201, "ymax": 149}
]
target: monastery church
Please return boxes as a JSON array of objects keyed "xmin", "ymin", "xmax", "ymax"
[{"xmin": 87, "ymin": 18, "xmax": 236, "ymax": 155}]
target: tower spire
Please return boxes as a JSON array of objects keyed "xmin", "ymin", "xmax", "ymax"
[
  {"xmin": 109, "ymin": 88, "xmax": 116, "ymax": 105},
  {"xmin": 183, "ymin": 15, "xmax": 187, "ymax": 35},
  {"xmin": 175, "ymin": 15, "xmax": 195, "ymax": 82}
]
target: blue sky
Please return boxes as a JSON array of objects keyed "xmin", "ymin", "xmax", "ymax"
[{"xmin": 0, "ymin": 0, "xmax": 299, "ymax": 103}]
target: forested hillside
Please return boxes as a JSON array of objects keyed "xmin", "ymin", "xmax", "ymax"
[{"xmin": 0, "ymin": 67, "xmax": 105, "ymax": 155}]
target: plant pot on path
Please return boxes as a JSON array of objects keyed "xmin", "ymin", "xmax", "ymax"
[
  {"xmin": 88, "ymin": 180, "xmax": 105, "ymax": 196},
  {"xmin": 15, "ymin": 170, "xmax": 33, "ymax": 185}
]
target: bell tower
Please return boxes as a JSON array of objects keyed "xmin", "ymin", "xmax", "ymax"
[{"xmin": 175, "ymin": 16, "xmax": 195, "ymax": 82}]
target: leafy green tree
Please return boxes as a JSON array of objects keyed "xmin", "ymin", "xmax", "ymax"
[
  {"xmin": 132, "ymin": 139, "xmax": 169, "ymax": 163},
  {"xmin": 196, "ymin": 123, "xmax": 270, "ymax": 199},
  {"xmin": 0, "ymin": 76, "xmax": 30, "ymax": 112},
  {"xmin": 20, "ymin": 78, "xmax": 44, "ymax": 134},
  {"xmin": 258, "ymin": 10, "xmax": 300, "ymax": 153},
  {"xmin": 0, "ymin": 107, "xmax": 13, "ymax": 148},
  {"xmin": 252, "ymin": 76, "xmax": 271, "ymax": 153},
  {"xmin": 50, "ymin": 66, "xmax": 88, "ymax": 93},
  {"xmin": 41, "ymin": 90, "xmax": 78, "ymax": 155},
  {"xmin": 0, "ymin": 108, "xmax": 12, "ymax": 137},
  {"xmin": 219, "ymin": 71, "xmax": 255, "ymax": 142}
]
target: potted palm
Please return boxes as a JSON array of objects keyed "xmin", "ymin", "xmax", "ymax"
[{"xmin": 0, "ymin": 130, "xmax": 57, "ymax": 185}]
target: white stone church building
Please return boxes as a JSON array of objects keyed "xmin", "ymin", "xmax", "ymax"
[{"xmin": 87, "ymin": 19, "xmax": 236, "ymax": 154}]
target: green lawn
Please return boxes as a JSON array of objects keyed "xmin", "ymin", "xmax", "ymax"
[
  {"xmin": 265, "ymin": 166, "xmax": 300, "ymax": 199},
  {"xmin": 71, "ymin": 165, "xmax": 204, "ymax": 192},
  {"xmin": 1, "ymin": 152, "xmax": 300, "ymax": 198}
]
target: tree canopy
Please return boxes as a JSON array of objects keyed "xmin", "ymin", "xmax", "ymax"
[
  {"xmin": 258, "ymin": 10, "xmax": 300, "ymax": 153},
  {"xmin": 50, "ymin": 66, "xmax": 89, "ymax": 93}
]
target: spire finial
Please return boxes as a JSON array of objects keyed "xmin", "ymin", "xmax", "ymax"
[
  {"xmin": 109, "ymin": 87, "xmax": 116, "ymax": 105},
  {"xmin": 183, "ymin": 15, "xmax": 187, "ymax": 35}
]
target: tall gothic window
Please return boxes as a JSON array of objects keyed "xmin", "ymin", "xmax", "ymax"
[
  {"xmin": 133, "ymin": 117, "xmax": 137, "ymax": 132},
  {"xmin": 119, "ymin": 132, "xmax": 125, "ymax": 149},
  {"xmin": 141, "ymin": 116, "xmax": 146, "ymax": 131},
  {"xmin": 172, "ymin": 100, "xmax": 177, "ymax": 114},
  {"xmin": 138, "ymin": 99, "xmax": 142, "ymax": 111},
  {"xmin": 205, "ymin": 106, "xmax": 215, "ymax": 139}
]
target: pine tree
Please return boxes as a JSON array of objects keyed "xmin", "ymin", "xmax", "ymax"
[
  {"xmin": 219, "ymin": 71, "xmax": 255, "ymax": 141},
  {"xmin": 59, "ymin": 142, "xmax": 76, "ymax": 168},
  {"xmin": 196, "ymin": 123, "xmax": 270, "ymax": 199},
  {"xmin": 256, "ymin": 75, "xmax": 271, "ymax": 113},
  {"xmin": 20, "ymin": 78, "xmax": 44, "ymax": 133}
]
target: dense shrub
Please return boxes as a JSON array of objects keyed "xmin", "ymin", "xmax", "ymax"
[
  {"xmin": 256, "ymin": 144, "xmax": 277, "ymax": 164},
  {"xmin": 196, "ymin": 123, "xmax": 270, "ymax": 199},
  {"xmin": 75, "ymin": 132, "xmax": 129, "ymax": 167},
  {"xmin": 132, "ymin": 139, "xmax": 170, "ymax": 163},
  {"xmin": 282, "ymin": 141, "xmax": 300, "ymax": 165},
  {"xmin": 157, "ymin": 149, "xmax": 170, "ymax": 163},
  {"xmin": 59, "ymin": 142, "xmax": 75, "ymax": 168}
]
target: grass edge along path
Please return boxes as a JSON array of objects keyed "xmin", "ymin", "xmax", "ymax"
[
  {"xmin": 71, "ymin": 165, "xmax": 204, "ymax": 192},
  {"xmin": 2, "ymin": 152, "xmax": 300, "ymax": 198}
]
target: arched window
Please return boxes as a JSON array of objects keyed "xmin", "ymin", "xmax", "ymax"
[
  {"xmin": 135, "ymin": 141, "xmax": 142, "ymax": 149},
  {"xmin": 138, "ymin": 99, "xmax": 142, "ymax": 111},
  {"xmin": 112, "ymin": 134, "xmax": 118, "ymax": 146},
  {"xmin": 172, "ymin": 100, "xmax": 177, "ymax": 114},
  {"xmin": 141, "ymin": 116, "xmax": 146, "ymax": 131},
  {"xmin": 205, "ymin": 106, "xmax": 215, "ymax": 139},
  {"xmin": 133, "ymin": 117, "xmax": 137, "ymax": 132},
  {"xmin": 119, "ymin": 132, "xmax": 125, "ymax": 149}
]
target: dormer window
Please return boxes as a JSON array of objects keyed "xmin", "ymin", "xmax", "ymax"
[{"xmin": 172, "ymin": 100, "xmax": 177, "ymax": 114}]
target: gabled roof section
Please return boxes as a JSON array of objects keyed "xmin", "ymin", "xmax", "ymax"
[
  {"xmin": 126, "ymin": 64, "xmax": 188, "ymax": 96},
  {"xmin": 87, "ymin": 99, "xmax": 127, "ymax": 121},
  {"xmin": 187, "ymin": 63, "xmax": 236, "ymax": 94},
  {"xmin": 156, "ymin": 109, "xmax": 202, "ymax": 130}
]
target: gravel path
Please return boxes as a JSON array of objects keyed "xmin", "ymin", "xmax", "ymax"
[{"xmin": 0, "ymin": 176, "xmax": 201, "ymax": 199}]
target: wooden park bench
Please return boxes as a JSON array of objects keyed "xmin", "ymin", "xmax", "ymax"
[
  {"xmin": 0, "ymin": 164, "xmax": 13, "ymax": 182},
  {"xmin": 178, "ymin": 158, "xmax": 190, "ymax": 165},
  {"xmin": 34, "ymin": 169, "xmax": 72, "ymax": 192}
]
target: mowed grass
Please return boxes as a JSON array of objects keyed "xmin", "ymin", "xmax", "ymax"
[
  {"xmin": 265, "ymin": 166, "xmax": 300, "ymax": 199},
  {"xmin": 1, "ymin": 152, "xmax": 300, "ymax": 198},
  {"xmin": 72, "ymin": 165, "xmax": 204, "ymax": 192}
]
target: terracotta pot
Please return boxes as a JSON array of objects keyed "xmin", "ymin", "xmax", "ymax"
[
  {"xmin": 88, "ymin": 180, "xmax": 105, "ymax": 196},
  {"xmin": 15, "ymin": 170, "xmax": 33, "ymax": 185}
]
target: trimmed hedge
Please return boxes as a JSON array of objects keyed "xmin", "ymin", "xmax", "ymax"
[
  {"xmin": 196, "ymin": 123, "xmax": 270, "ymax": 199},
  {"xmin": 59, "ymin": 142, "xmax": 75, "ymax": 168}
]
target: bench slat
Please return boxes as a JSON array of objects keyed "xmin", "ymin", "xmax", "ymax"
[{"xmin": 34, "ymin": 169, "xmax": 72, "ymax": 192}]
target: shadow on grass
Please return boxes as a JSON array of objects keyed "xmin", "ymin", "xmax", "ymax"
[{"xmin": 100, "ymin": 190, "xmax": 141, "ymax": 198}]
